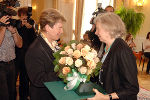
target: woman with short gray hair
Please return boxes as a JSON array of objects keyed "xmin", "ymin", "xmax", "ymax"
[{"xmin": 88, "ymin": 12, "xmax": 139, "ymax": 100}]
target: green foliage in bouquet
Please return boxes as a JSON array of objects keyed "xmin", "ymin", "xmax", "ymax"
[
  {"xmin": 115, "ymin": 6, "xmax": 145, "ymax": 37},
  {"xmin": 53, "ymin": 40, "xmax": 102, "ymax": 84}
]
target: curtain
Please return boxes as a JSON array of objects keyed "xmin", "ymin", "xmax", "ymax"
[
  {"xmin": 113, "ymin": 0, "xmax": 129, "ymax": 9},
  {"xmin": 19, "ymin": 0, "xmax": 31, "ymax": 7},
  {"xmin": 57, "ymin": 0, "xmax": 75, "ymax": 43},
  {"xmin": 74, "ymin": 0, "xmax": 84, "ymax": 41}
]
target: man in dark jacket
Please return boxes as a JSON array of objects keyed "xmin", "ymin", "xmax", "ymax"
[{"xmin": 15, "ymin": 7, "xmax": 36, "ymax": 100}]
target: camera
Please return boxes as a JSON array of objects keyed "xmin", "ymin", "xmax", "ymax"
[
  {"xmin": 90, "ymin": 3, "xmax": 105, "ymax": 24},
  {"xmin": 92, "ymin": 3, "xmax": 105, "ymax": 16},
  {"xmin": 27, "ymin": 7, "xmax": 34, "ymax": 25},
  {"xmin": 0, "ymin": 0, "xmax": 20, "ymax": 27}
]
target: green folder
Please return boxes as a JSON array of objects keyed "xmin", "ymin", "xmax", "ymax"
[{"xmin": 44, "ymin": 81, "xmax": 106, "ymax": 100}]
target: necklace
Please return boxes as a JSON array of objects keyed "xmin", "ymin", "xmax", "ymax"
[
  {"xmin": 40, "ymin": 33, "xmax": 60, "ymax": 52},
  {"xmin": 104, "ymin": 45, "xmax": 111, "ymax": 53}
]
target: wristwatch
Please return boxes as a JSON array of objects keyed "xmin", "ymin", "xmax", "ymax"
[{"xmin": 109, "ymin": 94, "xmax": 112, "ymax": 100}]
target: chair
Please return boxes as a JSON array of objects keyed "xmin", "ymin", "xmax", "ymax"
[{"xmin": 133, "ymin": 51, "xmax": 142, "ymax": 61}]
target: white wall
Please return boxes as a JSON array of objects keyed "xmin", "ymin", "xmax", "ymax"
[
  {"xmin": 129, "ymin": 0, "xmax": 150, "ymax": 52},
  {"xmin": 44, "ymin": 0, "xmax": 53, "ymax": 9}
]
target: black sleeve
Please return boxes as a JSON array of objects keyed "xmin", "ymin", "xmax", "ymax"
[
  {"xmin": 25, "ymin": 47, "xmax": 57, "ymax": 87},
  {"xmin": 115, "ymin": 47, "xmax": 139, "ymax": 99}
]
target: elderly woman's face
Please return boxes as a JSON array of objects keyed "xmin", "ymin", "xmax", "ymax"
[
  {"xmin": 95, "ymin": 22, "xmax": 111, "ymax": 43},
  {"xmin": 47, "ymin": 20, "xmax": 63, "ymax": 41}
]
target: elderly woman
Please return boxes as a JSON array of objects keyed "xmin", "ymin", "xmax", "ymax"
[
  {"xmin": 88, "ymin": 12, "xmax": 139, "ymax": 100},
  {"xmin": 25, "ymin": 8, "xmax": 66, "ymax": 100}
]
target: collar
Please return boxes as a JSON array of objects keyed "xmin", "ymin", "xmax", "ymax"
[{"xmin": 40, "ymin": 33, "xmax": 60, "ymax": 52}]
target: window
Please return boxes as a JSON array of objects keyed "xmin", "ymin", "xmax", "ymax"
[
  {"xmin": 98, "ymin": 0, "xmax": 113, "ymax": 9},
  {"xmin": 81, "ymin": 0, "xmax": 97, "ymax": 39}
]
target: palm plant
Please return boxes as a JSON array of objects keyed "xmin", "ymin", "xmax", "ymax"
[{"xmin": 115, "ymin": 6, "xmax": 145, "ymax": 37}]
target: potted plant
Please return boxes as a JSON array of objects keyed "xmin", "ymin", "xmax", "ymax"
[{"xmin": 115, "ymin": 6, "xmax": 145, "ymax": 37}]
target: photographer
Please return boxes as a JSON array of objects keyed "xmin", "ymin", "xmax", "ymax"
[
  {"xmin": 0, "ymin": 15, "xmax": 22, "ymax": 100},
  {"xmin": 89, "ymin": 5, "xmax": 114, "ymax": 58},
  {"xmin": 15, "ymin": 7, "xmax": 36, "ymax": 100}
]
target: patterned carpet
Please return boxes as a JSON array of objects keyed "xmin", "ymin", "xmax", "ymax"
[{"xmin": 138, "ymin": 87, "xmax": 150, "ymax": 100}]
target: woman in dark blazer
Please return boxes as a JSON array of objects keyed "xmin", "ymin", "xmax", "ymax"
[
  {"xmin": 88, "ymin": 12, "xmax": 139, "ymax": 100},
  {"xmin": 25, "ymin": 8, "xmax": 66, "ymax": 100}
]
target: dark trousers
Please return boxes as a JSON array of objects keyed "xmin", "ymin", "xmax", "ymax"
[
  {"xmin": 15, "ymin": 59, "xmax": 29, "ymax": 100},
  {"xmin": 144, "ymin": 52, "xmax": 150, "ymax": 73},
  {"xmin": 0, "ymin": 60, "xmax": 16, "ymax": 100}
]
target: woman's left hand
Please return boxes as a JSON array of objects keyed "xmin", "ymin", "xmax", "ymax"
[{"xmin": 87, "ymin": 89, "xmax": 109, "ymax": 100}]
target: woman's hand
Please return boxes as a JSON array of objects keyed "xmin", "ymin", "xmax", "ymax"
[{"xmin": 87, "ymin": 89, "xmax": 109, "ymax": 100}]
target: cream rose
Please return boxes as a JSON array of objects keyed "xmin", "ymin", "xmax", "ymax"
[
  {"xmin": 62, "ymin": 67, "xmax": 71, "ymax": 75},
  {"xmin": 64, "ymin": 46, "xmax": 70, "ymax": 52},
  {"xmin": 86, "ymin": 69, "xmax": 93, "ymax": 75},
  {"xmin": 81, "ymin": 48, "xmax": 89, "ymax": 57},
  {"xmin": 94, "ymin": 57, "xmax": 100, "ymax": 63},
  {"xmin": 77, "ymin": 43, "xmax": 83, "ymax": 50},
  {"xmin": 75, "ymin": 59, "xmax": 82, "ymax": 67},
  {"xmin": 59, "ymin": 57, "xmax": 66, "ymax": 65},
  {"xmin": 91, "ymin": 49, "xmax": 98, "ymax": 58},
  {"xmin": 78, "ymin": 66, "xmax": 87, "ymax": 74},
  {"xmin": 66, "ymin": 57, "xmax": 73, "ymax": 66},
  {"xmin": 71, "ymin": 43, "xmax": 76, "ymax": 50},
  {"xmin": 73, "ymin": 50, "xmax": 81, "ymax": 59},
  {"xmin": 84, "ymin": 52, "xmax": 95, "ymax": 61},
  {"xmin": 60, "ymin": 51, "xmax": 66, "ymax": 55},
  {"xmin": 87, "ymin": 60, "xmax": 96, "ymax": 69},
  {"xmin": 84, "ymin": 45, "xmax": 91, "ymax": 51},
  {"xmin": 66, "ymin": 48, "xmax": 73, "ymax": 55}
]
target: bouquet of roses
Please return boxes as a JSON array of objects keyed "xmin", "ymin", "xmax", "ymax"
[{"xmin": 53, "ymin": 40, "xmax": 101, "ymax": 91}]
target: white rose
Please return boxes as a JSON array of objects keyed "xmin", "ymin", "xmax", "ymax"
[
  {"xmin": 71, "ymin": 43, "xmax": 76, "ymax": 50},
  {"xmin": 78, "ymin": 66, "xmax": 87, "ymax": 74},
  {"xmin": 87, "ymin": 60, "xmax": 96, "ymax": 69},
  {"xmin": 66, "ymin": 48, "xmax": 73, "ymax": 55},
  {"xmin": 75, "ymin": 59, "xmax": 82, "ymax": 67},
  {"xmin": 72, "ymin": 50, "xmax": 81, "ymax": 59},
  {"xmin": 66, "ymin": 57, "xmax": 73, "ymax": 66},
  {"xmin": 59, "ymin": 57, "xmax": 66, "ymax": 65},
  {"xmin": 84, "ymin": 45, "xmax": 91, "ymax": 51},
  {"xmin": 60, "ymin": 51, "xmax": 66, "ymax": 55}
]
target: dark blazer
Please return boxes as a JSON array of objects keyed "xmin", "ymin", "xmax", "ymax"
[
  {"xmin": 25, "ymin": 35, "xmax": 59, "ymax": 100},
  {"xmin": 100, "ymin": 38, "xmax": 139, "ymax": 100},
  {"xmin": 16, "ymin": 23, "xmax": 36, "ymax": 65}
]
